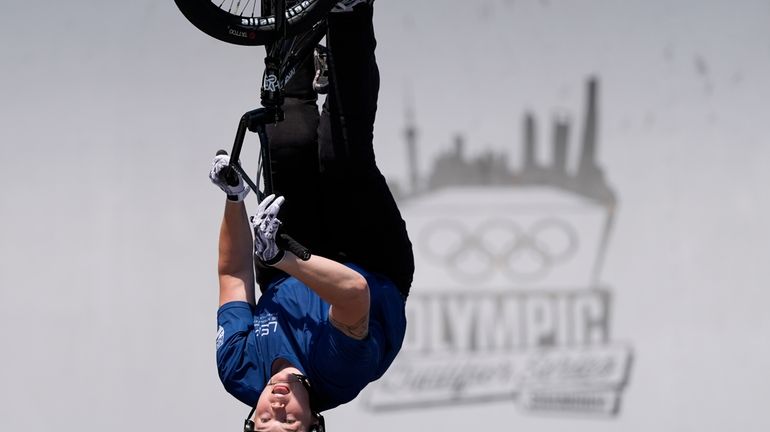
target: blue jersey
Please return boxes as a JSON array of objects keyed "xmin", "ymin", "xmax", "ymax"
[{"xmin": 216, "ymin": 264, "xmax": 406, "ymax": 412}]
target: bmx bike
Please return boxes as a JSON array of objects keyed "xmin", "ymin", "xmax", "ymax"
[{"xmin": 174, "ymin": 0, "xmax": 339, "ymax": 200}]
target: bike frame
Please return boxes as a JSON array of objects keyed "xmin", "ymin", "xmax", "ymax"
[{"xmin": 225, "ymin": 17, "xmax": 328, "ymax": 202}]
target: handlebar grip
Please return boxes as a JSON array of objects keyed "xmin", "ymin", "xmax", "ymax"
[
  {"xmin": 278, "ymin": 233, "xmax": 311, "ymax": 261},
  {"xmin": 215, "ymin": 149, "xmax": 240, "ymax": 187}
]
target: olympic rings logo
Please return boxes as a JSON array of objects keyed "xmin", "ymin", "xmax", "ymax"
[{"xmin": 419, "ymin": 218, "xmax": 579, "ymax": 283}]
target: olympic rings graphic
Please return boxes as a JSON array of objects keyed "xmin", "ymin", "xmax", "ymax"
[{"xmin": 419, "ymin": 217, "xmax": 579, "ymax": 283}]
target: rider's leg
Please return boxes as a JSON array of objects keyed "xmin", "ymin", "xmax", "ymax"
[{"xmin": 318, "ymin": 3, "xmax": 414, "ymax": 297}]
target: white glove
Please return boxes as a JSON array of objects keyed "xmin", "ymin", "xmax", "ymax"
[
  {"xmin": 209, "ymin": 153, "xmax": 250, "ymax": 202},
  {"xmin": 250, "ymin": 194, "xmax": 285, "ymax": 265}
]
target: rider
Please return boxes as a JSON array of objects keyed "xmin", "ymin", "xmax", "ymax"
[{"xmin": 209, "ymin": 1, "xmax": 414, "ymax": 430}]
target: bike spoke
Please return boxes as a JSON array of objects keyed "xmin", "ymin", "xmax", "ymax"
[
  {"xmin": 211, "ymin": 0, "xmax": 328, "ymax": 18},
  {"xmin": 213, "ymin": 0, "xmax": 263, "ymax": 17}
]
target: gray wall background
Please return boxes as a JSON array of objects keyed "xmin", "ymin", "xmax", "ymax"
[{"xmin": 2, "ymin": 0, "xmax": 769, "ymax": 430}]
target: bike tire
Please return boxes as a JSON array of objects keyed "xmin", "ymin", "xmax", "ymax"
[{"xmin": 174, "ymin": 0, "xmax": 337, "ymax": 46}]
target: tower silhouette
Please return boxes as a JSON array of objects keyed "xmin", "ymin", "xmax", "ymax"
[
  {"xmin": 575, "ymin": 77, "xmax": 614, "ymax": 203},
  {"xmin": 552, "ymin": 114, "xmax": 569, "ymax": 175},
  {"xmin": 577, "ymin": 78, "xmax": 599, "ymax": 179},
  {"xmin": 405, "ymin": 97, "xmax": 419, "ymax": 195},
  {"xmin": 523, "ymin": 113, "xmax": 538, "ymax": 173}
]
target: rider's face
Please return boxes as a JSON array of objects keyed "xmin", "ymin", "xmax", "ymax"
[{"xmin": 252, "ymin": 370, "xmax": 314, "ymax": 432}]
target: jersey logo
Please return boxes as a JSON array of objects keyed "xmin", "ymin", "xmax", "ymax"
[
  {"xmin": 254, "ymin": 313, "xmax": 279, "ymax": 337},
  {"xmin": 216, "ymin": 325, "xmax": 225, "ymax": 350}
]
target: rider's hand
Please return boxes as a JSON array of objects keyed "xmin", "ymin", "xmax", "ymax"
[
  {"xmin": 209, "ymin": 153, "xmax": 250, "ymax": 202},
  {"xmin": 250, "ymin": 194, "xmax": 285, "ymax": 265}
]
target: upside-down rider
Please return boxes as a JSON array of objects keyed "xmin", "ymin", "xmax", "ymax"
[{"xmin": 208, "ymin": 1, "xmax": 414, "ymax": 431}]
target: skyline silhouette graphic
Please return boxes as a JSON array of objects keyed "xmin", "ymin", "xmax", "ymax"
[{"xmin": 392, "ymin": 77, "xmax": 616, "ymax": 206}]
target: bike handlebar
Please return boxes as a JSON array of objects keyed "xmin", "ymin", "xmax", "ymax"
[{"xmin": 216, "ymin": 149, "xmax": 241, "ymax": 187}]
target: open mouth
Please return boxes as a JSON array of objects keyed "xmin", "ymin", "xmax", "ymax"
[{"xmin": 272, "ymin": 384, "xmax": 290, "ymax": 395}]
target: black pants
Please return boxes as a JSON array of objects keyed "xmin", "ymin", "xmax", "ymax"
[{"xmin": 260, "ymin": 5, "xmax": 414, "ymax": 297}]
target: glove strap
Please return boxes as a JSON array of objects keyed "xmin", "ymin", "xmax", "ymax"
[
  {"xmin": 260, "ymin": 233, "xmax": 311, "ymax": 267},
  {"xmin": 262, "ymin": 249, "xmax": 286, "ymax": 266}
]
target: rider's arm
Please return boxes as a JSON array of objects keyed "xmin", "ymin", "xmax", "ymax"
[
  {"xmin": 273, "ymin": 253, "xmax": 370, "ymax": 340},
  {"xmin": 217, "ymin": 200, "xmax": 256, "ymax": 307}
]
